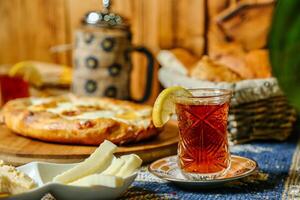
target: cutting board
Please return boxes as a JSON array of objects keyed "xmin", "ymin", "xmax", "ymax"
[{"xmin": 0, "ymin": 122, "xmax": 178, "ymax": 166}]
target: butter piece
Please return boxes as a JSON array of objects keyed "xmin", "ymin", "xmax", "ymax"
[
  {"xmin": 0, "ymin": 161, "xmax": 36, "ymax": 195},
  {"xmin": 115, "ymin": 154, "xmax": 142, "ymax": 178},
  {"xmin": 102, "ymin": 157, "xmax": 125, "ymax": 176},
  {"xmin": 68, "ymin": 174, "xmax": 123, "ymax": 188},
  {"xmin": 53, "ymin": 140, "xmax": 117, "ymax": 183}
]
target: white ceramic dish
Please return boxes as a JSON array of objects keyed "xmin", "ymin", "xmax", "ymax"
[{"xmin": 3, "ymin": 162, "xmax": 137, "ymax": 200}]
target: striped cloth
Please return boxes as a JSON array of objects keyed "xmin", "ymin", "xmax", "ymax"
[{"xmin": 121, "ymin": 132, "xmax": 300, "ymax": 200}]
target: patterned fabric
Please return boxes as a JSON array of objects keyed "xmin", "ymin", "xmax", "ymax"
[
  {"xmin": 282, "ymin": 138, "xmax": 300, "ymax": 200},
  {"xmin": 120, "ymin": 133, "xmax": 300, "ymax": 200}
]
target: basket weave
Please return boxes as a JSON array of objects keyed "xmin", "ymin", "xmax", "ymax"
[{"xmin": 158, "ymin": 67, "xmax": 297, "ymax": 143}]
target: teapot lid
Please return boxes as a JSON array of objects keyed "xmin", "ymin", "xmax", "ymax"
[{"xmin": 82, "ymin": 0, "xmax": 129, "ymax": 29}]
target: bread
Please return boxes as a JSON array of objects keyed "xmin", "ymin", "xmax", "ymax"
[
  {"xmin": 158, "ymin": 46, "xmax": 272, "ymax": 82},
  {"xmin": 2, "ymin": 95, "xmax": 159, "ymax": 145},
  {"xmin": 157, "ymin": 48, "xmax": 199, "ymax": 75},
  {"xmin": 190, "ymin": 56, "xmax": 242, "ymax": 82},
  {"xmin": 245, "ymin": 49, "xmax": 272, "ymax": 78},
  {"xmin": 210, "ymin": 42, "xmax": 255, "ymax": 79}
]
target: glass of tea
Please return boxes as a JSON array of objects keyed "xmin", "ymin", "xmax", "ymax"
[
  {"xmin": 175, "ymin": 88, "xmax": 232, "ymax": 180},
  {"xmin": 0, "ymin": 75, "xmax": 29, "ymax": 106}
]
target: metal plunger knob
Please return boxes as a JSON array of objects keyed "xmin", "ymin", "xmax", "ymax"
[{"xmin": 103, "ymin": 0, "xmax": 110, "ymax": 12}]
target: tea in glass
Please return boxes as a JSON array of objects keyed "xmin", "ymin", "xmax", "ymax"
[
  {"xmin": 0, "ymin": 75, "xmax": 29, "ymax": 106},
  {"xmin": 175, "ymin": 89, "xmax": 232, "ymax": 180}
]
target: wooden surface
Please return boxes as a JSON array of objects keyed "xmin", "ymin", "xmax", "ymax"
[
  {"xmin": 0, "ymin": 0, "xmax": 69, "ymax": 65},
  {"xmin": 0, "ymin": 122, "xmax": 178, "ymax": 166}
]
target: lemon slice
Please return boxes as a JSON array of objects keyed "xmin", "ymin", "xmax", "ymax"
[
  {"xmin": 9, "ymin": 61, "xmax": 43, "ymax": 87},
  {"xmin": 60, "ymin": 66, "xmax": 72, "ymax": 85},
  {"xmin": 152, "ymin": 86, "xmax": 192, "ymax": 127}
]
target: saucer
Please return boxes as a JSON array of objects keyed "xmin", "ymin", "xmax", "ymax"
[{"xmin": 148, "ymin": 155, "xmax": 258, "ymax": 189}]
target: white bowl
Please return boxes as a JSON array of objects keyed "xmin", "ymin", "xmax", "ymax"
[{"xmin": 5, "ymin": 162, "xmax": 137, "ymax": 200}]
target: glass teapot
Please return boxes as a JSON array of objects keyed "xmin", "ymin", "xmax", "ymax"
[{"xmin": 72, "ymin": 0, "xmax": 154, "ymax": 103}]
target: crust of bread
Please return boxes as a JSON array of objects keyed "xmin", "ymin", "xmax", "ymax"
[
  {"xmin": 190, "ymin": 56, "xmax": 242, "ymax": 82},
  {"xmin": 170, "ymin": 48, "xmax": 199, "ymax": 72},
  {"xmin": 157, "ymin": 48, "xmax": 199, "ymax": 75},
  {"xmin": 245, "ymin": 49, "xmax": 272, "ymax": 78},
  {"xmin": 2, "ymin": 96, "xmax": 160, "ymax": 145}
]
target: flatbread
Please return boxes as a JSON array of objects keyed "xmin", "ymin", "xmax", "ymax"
[{"xmin": 2, "ymin": 95, "xmax": 159, "ymax": 145}]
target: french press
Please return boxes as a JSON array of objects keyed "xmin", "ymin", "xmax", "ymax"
[{"xmin": 72, "ymin": 0, "xmax": 154, "ymax": 102}]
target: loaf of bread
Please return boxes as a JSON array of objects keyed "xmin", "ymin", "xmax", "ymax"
[
  {"xmin": 157, "ymin": 47, "xmax": 272, "ymax": 83},
  {"xmin": 190, "ymin": 56, "xmax": 242, "ymax": 82},
  {"xmin": 245, "ymin": 49, "xmax": 272, "ymax": 78},
  {"xmin": 157, "ymin": 48, "xmax": 198, "ymax": 75}
]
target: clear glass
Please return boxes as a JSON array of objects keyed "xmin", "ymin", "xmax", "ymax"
[{"xmin": 175, "ymin": 88, "xmax": 232, "ymax": 180}]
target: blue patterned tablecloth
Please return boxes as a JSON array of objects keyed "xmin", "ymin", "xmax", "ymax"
[{"xmin": 121, "ymin": 133, "xmax": 300, "ymax": 200}]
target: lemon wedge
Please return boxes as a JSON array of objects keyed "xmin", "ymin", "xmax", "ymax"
[
  {"xmin": 9, "ymin": 61, "xmax": 43, "ymax": 87},
  {"xmin": 60, "ymin": 66, "xmax": 72, "ymax": 85},
  {"xmin": 152, "ymin": 86, "xmax": 192, "ymax": 127}
]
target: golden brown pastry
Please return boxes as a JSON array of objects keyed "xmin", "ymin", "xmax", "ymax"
[
  {"xmin": 210, "ymin": 42, "xmax": 255, "ymax": 79},
  {"xmin": 2, "ymin": 95, "xmax": 159, "ymax": 145},
  {"xmin": 157, "ymin": 48, "xmax": 199, "ymax": 75},
  {"xmin": 190, "ymin": 56, "xmax": 242, "ymax": 82},
  {"xmin": 170, "ymin": 48, "xmax": 199, "ymax": 72},
  {"xmin": 245, "ymin": 49, "xmax": 272, "ymax": 78}
]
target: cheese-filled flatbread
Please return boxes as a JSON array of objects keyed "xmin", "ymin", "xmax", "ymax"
[{"xmin": 2, "ymin": 95, "xmax": 159, "ymax": 145}]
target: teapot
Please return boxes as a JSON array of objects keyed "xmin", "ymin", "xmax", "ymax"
[{"xmin": 72, "ymin": 0, "xmax": 154, "ymax": 102}]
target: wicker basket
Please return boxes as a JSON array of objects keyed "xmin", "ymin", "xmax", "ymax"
[{"xmin": 158, "ymin": 67, "xmax": 297, "ymax": 143}]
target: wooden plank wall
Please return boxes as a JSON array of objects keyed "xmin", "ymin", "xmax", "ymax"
[
  {"xmin": 0, "ymin": 0, "xmax": 206, "ymax": 104},
  {"xmin": 0, "ymin": 0, "xmax": 69, "ymax": 64}
]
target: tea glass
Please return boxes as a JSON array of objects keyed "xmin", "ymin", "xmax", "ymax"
[
  {"xmin": 0, "ymin": 75, "xmax": 29, "ymax": 106},
  {"xmin": 175, "ymin": 88, "xmax": 232, "ymax": 180}
]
